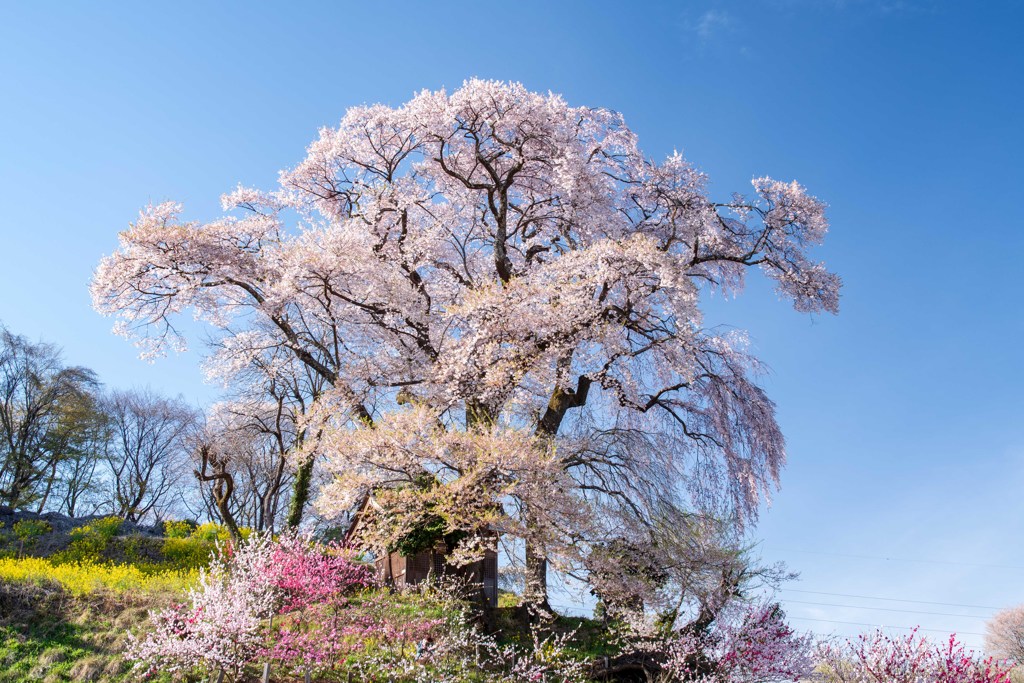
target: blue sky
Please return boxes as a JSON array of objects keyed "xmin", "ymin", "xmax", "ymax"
[{"xmin": 2, "ymin": 0, "xmax": 1022, "ymax": 649}]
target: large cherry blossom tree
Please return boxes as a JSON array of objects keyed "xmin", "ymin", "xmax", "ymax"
[
  {"xmin": 92, "ymin": 79, "xmax": 840, "ymax": 609},
  {"xmin": 986, "ymin": 605, "xmax": 1024, "ymax": 665}
]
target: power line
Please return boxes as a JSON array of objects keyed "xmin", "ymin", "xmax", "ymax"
[
  {"xmin": 780, "ymin": 588, "xmax": 1008, "ymax": 611},
  {"xmin": 548, "ymin": 601, "xmax": 991, "ymax": 640},
  {"xmin": 782, "ymin": 599, "xmax": 990, "ymax": 619},
  {"xmin": 788, "ymin": 616, "xmax": 986, "ymax": 637},
  {"xmin": 772, "ymin": 548, "xmax": 1024, "ymax": 572}
]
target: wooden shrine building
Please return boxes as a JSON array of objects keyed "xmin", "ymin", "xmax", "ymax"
[{"xmin": 344, "ymin": 495, "xmax": 499, "ymax": 608}]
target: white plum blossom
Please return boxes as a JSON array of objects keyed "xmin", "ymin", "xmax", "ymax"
[{"xmin": 127, "ymin": 534, "xmax": 279, "ymax": 677}]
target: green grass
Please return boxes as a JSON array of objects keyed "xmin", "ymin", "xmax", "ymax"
[
  {"xmin": 0, "ymin": 525, "xmax": 610, "ymax": 682},
  {"xmin": 0, "ymin": 618, "xmax": 127, "ymax": 682},
  {"xmin": 0, "ymin": 580, "xmax": 175, "ymax": 683},
  {"xmin": 0, "ymin": 519, "xmax": 248, "ymax": 682},
  {"xmin": 0, "ymin": 516, "xmax": 219, "ymax": 683}
]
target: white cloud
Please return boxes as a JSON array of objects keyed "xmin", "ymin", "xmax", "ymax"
[
  {"xmin": 684, "ymin": 7, "xmax": 733, "ymax": 44},
  {"xmin": 695, "ymin": 8, "xmax": 733, "ymax": 41}
]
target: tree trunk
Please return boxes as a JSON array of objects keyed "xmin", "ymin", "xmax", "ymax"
[
  {"xmin": 35, "ymin": 459, "xmax": 58, "ymax": 513},
  {"xmin": 218, "ymin": 502, "xmax": 242, "ymax": 541},
  {"xmin": 213, "ymin": 476, "xmax": 242, "ymax": 543},
  {"xmin": 522, "ymin": 374, "xmax": 591, "ymax": 616},
  {"xmin": 286, "ymin": 456, "xmax": 314, "ymax": 528},
  {"xmin": 194, "ymin": 443, "xmax": 242, "ymax": 542},
  {"xmin": 523, "ymin": 542, "xmax": 552, "ymax": 619}
]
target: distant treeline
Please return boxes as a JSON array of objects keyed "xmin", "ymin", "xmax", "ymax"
[{"xmin": 0, "ymin": 323, "xmax": 307, "ymax": 533}]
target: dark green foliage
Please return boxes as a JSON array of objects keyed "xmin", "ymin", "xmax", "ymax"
[
  {"xmin": 390, "ymin": 512, "xmax": 468, "ymax": 557},
  {"xmin": 384, "ymin": 474, "xmax": 470, "ymax": 556}
]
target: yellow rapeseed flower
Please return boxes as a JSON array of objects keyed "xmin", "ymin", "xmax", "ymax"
[{"xmin": 0, "ymin": 557, "xmax": 195, "ymax": 595}]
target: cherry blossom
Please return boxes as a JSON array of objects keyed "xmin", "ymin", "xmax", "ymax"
[
  {"xmin": 985, "ymin": 604, "xmax": 1024, "ymax": 665},
  {"xmin": 93, "ymin": 79, "xmax": 840, "ymax": 606}
]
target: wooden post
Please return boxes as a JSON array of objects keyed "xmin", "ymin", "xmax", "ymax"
[
  {"xmin": 261, "ymin": 613, "xmax": 273, "ymax": 683},
  {"xmin": 304, "ymin": 668, "xmax": 312, "ymax": 683}
]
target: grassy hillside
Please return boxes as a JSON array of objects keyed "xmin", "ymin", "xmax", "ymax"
[
  {"xmin": 0, "ymin": 559, "xmax": 604, "ymax": 682},
  {"xmin": 0, "ymin": 515, "xmax": 228, "ymax": 682},
  {"xmin": 0, "ymin": 518, "xmax": 606, "ymax": 682},
  {"xmin": 0, "ymin": 565, "xmax": 181, "ymax": 682},
  {"xmin": 3, "ymin": 516, "xmax": 1019, "ymax": 683}
]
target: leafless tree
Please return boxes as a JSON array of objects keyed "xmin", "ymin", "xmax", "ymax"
[
  {"xmin": 193, "ymin": 369, "xmax": 317, "ymax": 533},
  {"xmin": 0, "ymin": 325, "xmax": 101, "ymax": 510},
  {"xmin": 54, "ymin": 445, "xmax": 106, "ymax": 517},
  {"xmin": 208, "ymin": 400, "xmax": 294, "ymax": 532},
  {"xmin": 101, "ymin": 388, "xmax": 197, "ymax": 523},
  {"xmin": 206, "ymin": 338, "xmax": 328, "ymax": 529}
]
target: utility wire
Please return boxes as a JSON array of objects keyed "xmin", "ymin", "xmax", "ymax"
[
  {"xmin": 548, "ymin": 602, "xmax": 992, "ymax": 644},
  {"xmin": 554, "ymin": 596, "xmax": 993, "ymax": 621},
  {"xmin": 780, "ymin": 588, "xmax": 1007, "ymax": 611},
  {"xmin": 772, "ymin": 548, "xmax": 1024, "ymax": 572},
  {"xmin": 787, "ymin": 616, "xmax": 986, "ymax": 637},
  {"xmin": 782, "ymin": 599, "xmax": 989, "ymax": 619}
]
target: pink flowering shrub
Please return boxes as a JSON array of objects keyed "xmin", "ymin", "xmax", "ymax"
[
  {"xmin": 662, "ymin": 604, "xmax": 815, "ymax": 682},
  {"xmin": 817, "ymin": 628, "xmax": 1014, "ymax": 683},
  {"xmin": 125, "ymin": 534, "xmax": 596, "ymax": 681},
  {"xmin": 265, "ymin": 532, "xmax": 375, "ymax": 612},
  {"xmin": 127, "ymin": 531, "xmax": 375, "ymax": 680},
  {"xmin": 128, "ymin": 533, "xmax": 278, "ymax": 678},
  {"xmin": 121, "ymin": 531, "xmax": 1019, "ymax": 683}
]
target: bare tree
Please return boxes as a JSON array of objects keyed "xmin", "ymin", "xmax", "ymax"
[
  {"xmin": 101, "ymin": 388, "xmax": 197, "ymax": 523},
  {"xmin": 191, "ymin": 434, "xmax": 242, "ymax": 541},
  {"xmin": 0, "ymin": 325, "xmax": 101, "ymax": 510},
  {"xmin": 209, "ymin": 401, "xmax": 294, "ymax": 532},
  {"xmin": 54, "ymin": 444, "xmax": 106, "ymax": 517},
  {"xmin": 205, "ymin": 341, "xmax": 327, "ymax": 529},
  {"xmin": 192, "ymin": 384, "xmax": 312, "ymax": 534}
]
